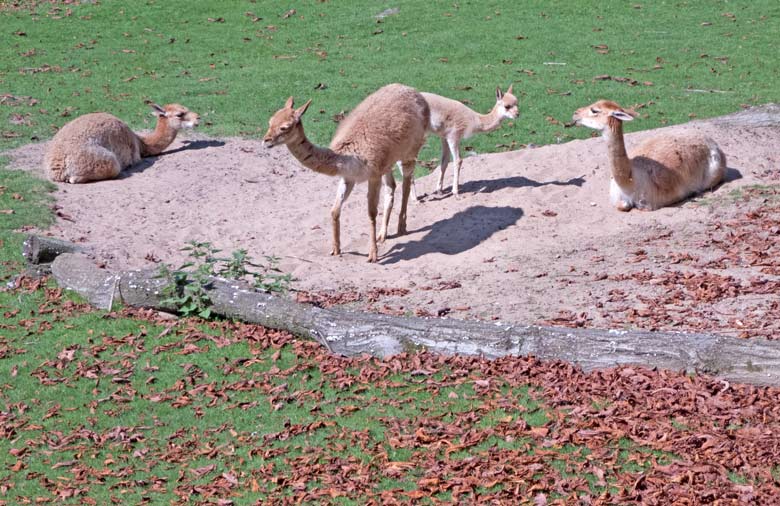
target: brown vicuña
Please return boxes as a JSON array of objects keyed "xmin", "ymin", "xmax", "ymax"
[
  {"xmin": 573, "ymin": 99, "xmax": 726, "ymax": 211},
  {"xmin": 400, "ymin": 85, "xmax": 518, "ymax": 198},
  {"xmin": 44, "ymin": 103, "xmax": 199, "ymax": 184},
  {"xmin": 263, "ymin": 83, "xmax": 430, "ymax": 263}
]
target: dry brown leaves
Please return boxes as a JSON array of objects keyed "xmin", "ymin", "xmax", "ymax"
[
  {"xmin": 551, "ymin": 198, "xmax": 780, "ymax": 338},
  {"xmin": 4, "ymin": 292, "xmax": 780, "ymax": 504},
  {"xmin": 244, "ymin": 341, "xmax": 780, "ymax": 504},
  {"xmin": 294, "ymin": 286, "xmax": 410, "ymax": 308}
]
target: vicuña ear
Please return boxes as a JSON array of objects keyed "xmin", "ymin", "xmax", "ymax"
[
  {"xmin": 284, "ymin": 96, "xmax": 295, "ymax": 109},
  {"xmin": 496, "ymin": 87, "xmax": 504, "ymax": 100},
  {"xmin": 149, "ymin": 103, "xmax": 166, "ymax": 117},
  {"xmin": 294, "ymin": 99, "xmax": 312, "ymax": 120},
  {"xmin": 610, "ymin": 110, "xmax": 635, "ymax": 122},
  {"xmin": 506, "ymin": 84, "xmax": 513, "ymax": 95}
]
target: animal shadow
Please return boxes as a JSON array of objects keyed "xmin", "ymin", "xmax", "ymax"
[
  {"xmin": 453, "ymin": 174, "xmax": 586, "ymax": 195},
  {"xmin": 722, "ymin": 167, "xmax": 742, "ymax": 183},
  {"xmin": 696, "ymin": 166, "xmax": 741, "ymax": 201},
  {"xmin": 163, "ymin": 139, "xmax": 226, "ymax": 155},
  {"xmin": 121, "ymin": 139, "xmax": 226, "ymax": 178},
  {"xmin": 381, "ymin": 205, "xmax": 523, "ymax": 264}
]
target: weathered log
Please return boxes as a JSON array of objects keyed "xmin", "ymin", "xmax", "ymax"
[
  {"xmin": 708, "ymin": 103, "xmax": 780, "ymax": 128},
  {"xmin": 50, "ymin": 252, "xmax": 119, "ymax": 309},
  {"xmin": 48, "ymin": 252, "xmax": 780, "ymax": 386},
  {"xmin": 23, "ymin": 234, "xmax": 85, "ymax": 265}
]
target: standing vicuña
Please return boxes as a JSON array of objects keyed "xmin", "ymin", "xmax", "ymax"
[
  {"xmin": 573, "ymin": 100, "xmax": 726, "ymax": 211},
  {"xmin": 44, "ymin": 103, "xmax": 200, "ymax": 184},
  {"xmin": 263, "ymin": 83, "xmax": 430, "ymax": 263},
  {"xmin": 404, "ymin": 85, "xmax": 518, "ymax": 197}
]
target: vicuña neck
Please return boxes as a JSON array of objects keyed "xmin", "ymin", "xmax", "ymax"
[
  {"xmin": 603, "ymin": 117, "xmax": 634, "ymax": 191},
  {"xmin": 476, "ymin": 106, "xmax": 505, "ymax": 133},
  {"xmin": 284, "ymin": 125, "xmax": 362, "ymax": 179},
  {"xmin": 139, "ymin": 117, "xmax": 179, "ymax": 157}
]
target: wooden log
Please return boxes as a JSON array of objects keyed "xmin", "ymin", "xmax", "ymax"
[
  {"xmin": 22, "ymin": 234, "xmax": 85, "ymax": 265},
  {"xmin": 48, "ymin": 252, "xmax": 780, "ymax": 386}
]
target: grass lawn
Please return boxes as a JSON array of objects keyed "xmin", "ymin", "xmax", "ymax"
[
  {"xmin": 2, "ymin": 1, "xmax": 778, "ymax": 158},
  {"xmin": 1, "ymin": 1, "xmax": 779, "ymax": 503}
]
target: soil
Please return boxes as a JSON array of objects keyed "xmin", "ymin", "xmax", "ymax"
[{"xmin": 6, "ymin": 106, "xmax": 780, "ymax": 338}]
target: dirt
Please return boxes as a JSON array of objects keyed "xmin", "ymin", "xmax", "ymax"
[{"xmin": 6, "ymin": 106, "xmax": 780, "ymax": 337}]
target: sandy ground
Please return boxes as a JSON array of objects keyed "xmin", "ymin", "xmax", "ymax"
[{"xmin": 6, "ymin": 107, "xmax": 780, "ymax": 334}]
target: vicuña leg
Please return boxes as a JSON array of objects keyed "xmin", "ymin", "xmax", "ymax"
[
  {"xmin": 378, "ymin": 171, "xmax": 395, "ymax": 243},
  {"xmin": 330, "ymin": 178, "xmax": 354, "ymax": 256},
  {"xmin": 366, "ymin": 177, "xmax": 381, "ymax": 263},
  {"xmin": 67, "ymin": 147, "xmax": 122, "ymax": 184},
  {"xmin": 395, "ymin": 162, "xmax": 419, "ymax": 201},
  {"xmin": 609, "ymin": 178, "xmax": 634, "ymax": 212},
  {"xmin": 398, "ymin": 160, "xmax": 415, "ymax": 236},
  {"xmin": 435, "ymin": 137, "xmax": 451, "ymax": 193},
  {"xmin": 448, "ymin": 137, "xmax": 463, "ymax": 196}
]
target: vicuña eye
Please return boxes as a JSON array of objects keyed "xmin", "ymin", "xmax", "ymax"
[{"xmin": 590, "ymin": 108, "xmax": 599, "ymax": 114}]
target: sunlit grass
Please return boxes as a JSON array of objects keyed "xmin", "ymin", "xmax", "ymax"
[
  {"xmin": 0, "ymin": 1, "xmax": 777, "ymax": 502},
  {"xmin": 1, "ymin": 0, "xmax": 778, "ymax": 163}
]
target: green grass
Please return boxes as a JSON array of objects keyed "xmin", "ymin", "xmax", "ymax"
[
  {"xmin": 0, "ymin": 161, "xmax": 54, "ymax": 273},
  {"xmin": 1, "ymin": 1, "xmax": 778, "ymax": 502},
  {"xmin": 0, "ymin": 283, "xmax": 698, "ymax": 502},
  {"xmin": 1, "ymin": 0, "xmax": 778, "ymax": 163}
]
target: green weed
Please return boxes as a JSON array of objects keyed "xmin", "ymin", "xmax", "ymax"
[{"xmin": 157, "ymin": 240, "xmax": 292, "ymax": 318}]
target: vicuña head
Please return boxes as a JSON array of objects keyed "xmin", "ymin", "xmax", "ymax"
[
  {"xmin": 44, "ymin": 102, "xmax": 200, "ymax": 184},
  {"xmin": 149, "ymin": 103, "xmax": 200, "ymax": 130},
  {"xmin": 262, "ymin": 96, "xmax": 311, "ymax": 149},
  {"xmin": 573, "ymin": 99, "xmax": 726, "ymax": 211},
  {"xmin": 495, "ymin": 84, "xmax": 519, "ymax": 120},
  {"xmin": 264, "ymin": 84, "xmax": 430, "ymax": 262}
]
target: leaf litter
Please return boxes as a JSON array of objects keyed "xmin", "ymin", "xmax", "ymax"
[{"xmin": 1, "ymin": 285, "xmax": 780, "ymax": 504}]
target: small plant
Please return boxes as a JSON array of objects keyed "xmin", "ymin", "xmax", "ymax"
[
  {"xmin": 216, "ymin": 249, "xmax": 292, "ymax": 293},
  {"xmin": 157, "ymin": 241, "xmax": 293, "ymax": 318},
  {"xmin": 216, "ymin": 249, "xmax": 293, "ymax": 293}
]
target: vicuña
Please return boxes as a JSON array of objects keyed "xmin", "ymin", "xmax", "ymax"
[
  {"xmin": 263, "ymin": 84, "xmax": 430, "ymax": 263},
  {"xmin": 400, "ymin": 85, "xmax": 518, "ymax": 198},
  {"xmin": 44, "ymin": 103, "xmax": 199, "ymax": 184},
  {"xmin": 573, "ymin": 100, "xmax": 725, "ymax": 211}
]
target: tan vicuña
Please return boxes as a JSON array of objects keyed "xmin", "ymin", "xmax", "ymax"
[
  {"xmin": 44, "ymin": 103, "xmax": 199, "ymax": 184},
  {"xmin": 573, "ymin": 99, "xmax": 726, "ymax": 211},
  {"xmin": 263, "ymin": 83, "xmax": 430, "ymax": 263},
  {"xmin": 399, "ymin": 85, "xmax": 518, "ymax": 198}
]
